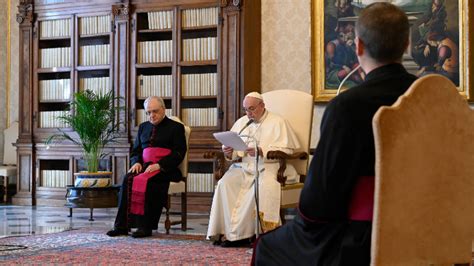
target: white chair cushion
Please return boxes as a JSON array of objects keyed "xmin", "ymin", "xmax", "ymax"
[
  {"xmin": 168, "ymin": 181, "xmax": 185, "ymax": 194},
  {"xmin": 0, "ymin": 165, "xmax": 17, "ymax": 177},
  {"xmin": 3, "ymin": 121, "xmax": 18, "ymax": 165},
  {"xmin": 281, "ymin": 183, "xmax": 303, "ymax": 208}
]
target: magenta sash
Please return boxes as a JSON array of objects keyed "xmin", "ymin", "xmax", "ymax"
[
  {"xmin": 348, "ymin": 176, "xmax": 374, "ymax": 221},
  {"xmin": 130, "ymin": 147, "xmax": 171, "ymax": 215}
]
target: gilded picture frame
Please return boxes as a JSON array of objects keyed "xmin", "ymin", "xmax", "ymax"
[{"xmin": 312, "ymin": 0, "xmax": 473, "ymax": 102}]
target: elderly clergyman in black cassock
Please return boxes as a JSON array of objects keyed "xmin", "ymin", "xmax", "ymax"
[
  {"xmin": 107, "ymin": 96, "xmax": 186, "ymax": 238},
  {"xmin": 254, "ymin": 3, "xmax": 418, "ymax": 265}
]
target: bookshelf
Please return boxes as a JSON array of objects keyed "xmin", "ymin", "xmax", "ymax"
[
  {"xmin": 36, "ymin": 16, "xmax": 73, "ymax": 132},
  {"xmin": 14, "ymin": 0, "xmax": 261, "ymax": 212}
]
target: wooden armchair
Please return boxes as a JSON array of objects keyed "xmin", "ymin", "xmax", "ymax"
[
  {"xmin": 371, "ymin": 74, "xmax": 474, "ymax": 265},
  {"xmin": 205, "ymin": 90, "xmax": 313, "ymax": 222},
  {"xmin": 164, "ymin": 117, "xmax": 191, "ymax": 234}
]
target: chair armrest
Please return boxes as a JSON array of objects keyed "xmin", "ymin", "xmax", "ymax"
[
  {"xmin": 266, "ymin": 151, "xmax": 308, "ymax": 185},
  {"xmin": 203, "ymin": 151, "xmax": 231, "ymax": 181}
]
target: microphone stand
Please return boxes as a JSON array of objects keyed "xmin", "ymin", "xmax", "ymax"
[
  {"xmin": 239, "ymin": 134, "xmax": 260, "ymax": 238},
  {"xmin": 336, "ymin": 65, "xmax": 362, "ymax": 95}
]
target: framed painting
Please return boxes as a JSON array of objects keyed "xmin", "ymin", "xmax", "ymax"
[{"xmin": 312, "ymin": 0, "xmax": 473, "ymax": 102}]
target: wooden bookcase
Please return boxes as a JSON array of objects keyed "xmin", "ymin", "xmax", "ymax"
[{"xmin": 14, "ymin": 0, "xmax": 261, "ymax": 213}]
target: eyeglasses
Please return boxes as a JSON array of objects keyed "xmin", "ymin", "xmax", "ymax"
[
  {"xmin": 242, "ymin": 103, "xmax": 262, "ymax": 113},
  {"xmin": 146, "ymin": 108, "xmax": 162, "ymax": 116},
  {"xmin": 243, "ymin": 106, "xmax": 258, "ymax": 112}
]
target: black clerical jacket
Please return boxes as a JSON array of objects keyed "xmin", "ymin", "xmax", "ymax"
[
  {"xmin": 130, "ymin": 116, "xmax": 187, "ymax": 182},
  {"xmin": 300, "ymin": 63, "xmax": 418, "ymax": 221}
]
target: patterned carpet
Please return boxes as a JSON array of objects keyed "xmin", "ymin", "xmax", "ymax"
[{"xmin": 0, "ymin": 229, "xmax": 252, "ymax": 265}]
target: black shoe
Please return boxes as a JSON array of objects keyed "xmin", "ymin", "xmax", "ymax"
[
  {"xmin": 106, "ymin": 228, "xmax": 128, "ymax": 237},
  {"xmin": 220, "ymin": 238, "xmax": 252, "ymax": 248},
  {"xmin": 211, "ymin": 235, "xmax": 222, "ymax": 246},
  {"xmin": 131, "ymin": 228, "xmax": 152, "ymax": 238}
]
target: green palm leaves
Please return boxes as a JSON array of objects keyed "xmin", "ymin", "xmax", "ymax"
[{"xmin": 46, "ymin": 90, "xmax": 123, "ymax": 173}]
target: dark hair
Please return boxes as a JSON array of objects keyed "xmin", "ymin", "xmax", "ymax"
[{"xmin": 355, "ymin": 2, "xmax": 409, "ymax": 63}]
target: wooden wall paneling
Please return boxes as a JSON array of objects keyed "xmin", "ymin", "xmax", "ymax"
[
  {"xmin": 13, "ymin": 0, "xmax": 261, "ymax": 211},
  {"xmin": 14, "ymin": 1, "xmax": 35, "ymax": 205},
  {"xmin": 113, "ymin": 3, "xmax": 131, "ymax": 136},
  {"xmin": 221, "ymin": 3, "xmax": 241, "ymax": 131}
]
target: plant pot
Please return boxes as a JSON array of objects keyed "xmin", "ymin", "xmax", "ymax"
[
  {"xmin": 65, "ymin": 171, "xmax": 120, "ymax": 221},
  {"xmin": 73, "ymin": 171, "xmax": 113, "ymax": 188}
]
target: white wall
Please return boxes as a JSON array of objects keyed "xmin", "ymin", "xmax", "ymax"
[
  {"xmin": 0, "ymin": 0, "xmax": 8, "ymax": 163},
  {"xmin": 0, "ymin": 0, "xmax": 19, "ymax": 164},
  {"xmin": 9, "ymin": 0, "xmax": 19, "ymax": 126},
  {"xmin": 261, "ymin": 0, "xmax": 322, "ymax": 148}
]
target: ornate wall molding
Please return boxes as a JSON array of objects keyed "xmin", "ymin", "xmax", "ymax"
[
  {"xmin": 221, "ymin": 0, "xmax": 241, "ymax": 8},
  {"xmin": 112, "ymin": 4, "xmax": 130, "ymax": 21},
  {"xmin": 16, "ymin": 0, "xmax": 33, "ymax": 25}
]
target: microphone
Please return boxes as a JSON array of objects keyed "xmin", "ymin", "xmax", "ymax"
[
  {"xmin": 238, "ymin": 119, "xmax": 254, "ymax": 135},
  {"xmin": 336, "ymin": 65, "xmax": 362, "ymax": 95}
]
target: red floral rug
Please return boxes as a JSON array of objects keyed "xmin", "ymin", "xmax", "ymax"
[{"xmin": 0, "ymin": 229, "xmax": 252, "ymax": 265}]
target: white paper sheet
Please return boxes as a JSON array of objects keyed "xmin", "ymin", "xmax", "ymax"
[{"xmin": 213, "ymin": 131, "xmax": 249, "ymax": 151}]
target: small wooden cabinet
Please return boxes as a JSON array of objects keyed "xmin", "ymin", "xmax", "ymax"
[{"xmin": 14, "ymin": 0, "xmax": 261, "ymax": 211}]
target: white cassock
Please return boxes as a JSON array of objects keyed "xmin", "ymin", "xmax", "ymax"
[{"xmin": 207, "ymin": 110, "xmax": 300, "ymax": 241}]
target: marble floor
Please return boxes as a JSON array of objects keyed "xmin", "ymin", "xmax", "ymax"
[{"xmin": 0, "ymin": 204, "xmax": 210, "ymax": 238}]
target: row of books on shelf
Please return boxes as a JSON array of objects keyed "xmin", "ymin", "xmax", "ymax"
[
  {"xmin": 38, "ymin": 170, "xmax": 215, "ymax": 192},
  {"xmin": 182, "ymin": 107, "xmax": 218, "ymax": 127},
  {"xmin": 136, "ymin": 109, "xmax": 173, "ymax": 125},
  {"xmin": 80, "ymin": 15, "xmax": 111, "ymax": 35},
  {"xmin": 181, "ymin": 7, "xmax": 218, "ymax": 28},
  {"xmin": 79, "ymin": 77, "xmax": 110, "ymax": 94},
  {"xmin": 40, "ymin": 47, "xmax": 71, "ymax": 68},
  {"xmin": 40, "ymin": 111, "xmax": 68, "ymax": 128},
  {"xmin": 147, "ymin": 10, "xmax": 173, "ymax": 30},
  {"xmin": 187, "ymin": 173, "xmax": 214, "ymax": 192},
  {"xmin": 182, "ymin": 37, "xmax": 217, "ymax": 61},
  {"xmin": 40, "ymin": 18, "xmax": 71, "ymax": 38},
  {"xmin": 79, "ymin": 44, "xmax": 110, "ymax": 66},
  {"xmin": 182, "ymin": 73, "xmax": 218, "ymax": 96},
  {"xmin": 80, "ymin": 87, "xmax": 111, "ymax": 97},
  {"xmin": 40, "ymin": 108, "xmax": 218, "ymax": 128},
  {"xmin": 38, "ymin": 6, "xmax": 218, "ymax": 39},
  {"xmin": 137, "ymin": 40, "xmax": 173, "ymax": 64},
  {"xmin": 39, "ymin": 78, "xmax": 71, "ymax": 101},
  {"xmin": 137, "ymin": 74, "xmax": 173, "ymax": 98},
  {"xmin": 41, "ymin": 170, "xmax": 70, "ymax": 188}
]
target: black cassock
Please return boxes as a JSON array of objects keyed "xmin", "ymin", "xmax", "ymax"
[
  {"xmin": 255, "ymin": 64, "xmax": 417, "ymax": 266},
  {"xmin": 114, "ymin": 116, "xmax": 187, "ymax": 231}
]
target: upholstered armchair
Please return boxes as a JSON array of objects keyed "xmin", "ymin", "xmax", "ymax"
[
  {"xmin": 371, "ymin": 75, "xmax": 474, "ymax": 265},
  {"xmin": 0, "ymin": 121, "xmax": 18, "ymax": 203},
  {"xmin": 205, "ymin": 90, "xmax": 313, "ymax": 222}
]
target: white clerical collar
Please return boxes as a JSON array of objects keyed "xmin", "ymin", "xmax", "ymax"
[{"xmin": 254, "ymin": 109, "xmax": 268, "ymax": 124}]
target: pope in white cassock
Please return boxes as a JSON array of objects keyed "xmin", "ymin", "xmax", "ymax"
[{"xmin": 207, "ymin": 91, "xmax": 300, "ymax": 247}]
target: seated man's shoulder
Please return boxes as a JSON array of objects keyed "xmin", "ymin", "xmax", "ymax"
[
  {"xmin": 138, "ymin": 121, "xmax": 151, "ymax": 129},
  {"xmin": 167, "ymin": 118, "xmax": 186, "ymax": 132},
  {"xmin": 266, "ymin": 111, "xmax": 290, "ymax": 125}
]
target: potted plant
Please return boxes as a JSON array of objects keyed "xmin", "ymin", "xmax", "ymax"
[{"xmin": 47, "ymin": 89, "xmax": 122, "ymax": 187}]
